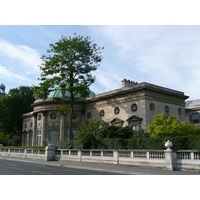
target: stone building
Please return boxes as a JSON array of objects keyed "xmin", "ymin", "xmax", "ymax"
[
  {"xmin": 22, "ymin": 79, "xmax": 189, "ymax": 146},
  {"xmin": 0, "ymin": 83, "xmax": 6, "ymax": 98},
  {"xmin": 185, "ymin": 99, "xmax": 200, "ymax": 127}
]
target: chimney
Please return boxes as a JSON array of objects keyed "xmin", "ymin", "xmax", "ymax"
[{"xmin": 121, "ymin": 79, "xmax": 138, "ymax": 88}]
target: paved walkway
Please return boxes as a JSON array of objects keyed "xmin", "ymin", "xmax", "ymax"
[{"xmin": 0, "ymin": 156, "xmax": 199, "ymax": 175}]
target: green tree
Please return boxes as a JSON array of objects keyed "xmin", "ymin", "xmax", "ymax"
[
  {"xmin": 9, "ymin": 86, "xmax": 35, "ymax": 111},
  {"xmin": 75, "ymin": 119, "xmax": 109, "ymax": 149},
  {"xmin": 147, "ymin": 113, "xmax": 200, "ymax": 137},
  {"xmin": 100, "ymin": 125, "xmax": 134, "ymax": 139},
  {"xmin": 0, "ymin": 86, "xmax": 35, "ymax": 137},
  {"xmin": 34, "ymin": 34, "xmax": 104, "ymax": 140}
]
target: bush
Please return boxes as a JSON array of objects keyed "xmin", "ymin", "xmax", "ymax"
[
  {"xmin": 126, "ymin": 137, "xmax": 165, "ymax": 149},
  {"xmin": 57, "ymin": 140, "xmax": 74, "ymax": 149},
  {"xmin": 0, "ymin": 132, "xmax": 13, "ymax": 146},
  {"xmin": 56, "ymin": 136, "xmax": 200, "ymax": 150},
  {"xmin": 97, "ymin": 138, "xmax": 127, "ymax": 149},
  {"xmin": 166, "ymin": 136, "xmax": 200, "ymax": 150},
  {"xmin": 147, "ymin": 113, "xmax": 200, "ymax": 137},
  {"xmin": 100, "ymin": 125, "xmax": 133, "ymax": 139}
]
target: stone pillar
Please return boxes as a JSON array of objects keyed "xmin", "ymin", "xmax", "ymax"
[
  {"xmin": 60, "ymin": 114, "xmax": 65, "ymax": 141},
  {"xmin": 22, "ymin": 132, "xmax": 25, "ymax": 146},
  {"xmin": 41, "ymin": 111, "xmax": 47, "ymax": 146},
  {"xmin": 33, "ymin": 113, "xmax": 37, "ymax": 146},
  {"xmin": 113, "ymin": 150, "xmax": 119, "ymax": 165},
  {"xmin": 164, "ymin": 150, "xmax": 177, "ymax": 171},
  {"xmin": 27, "ymin": 132, "xmax": 30, "ymax": 146},
  {"xmin": 45, "ymin": 144, "xmax": 55, "ymax": 161}
]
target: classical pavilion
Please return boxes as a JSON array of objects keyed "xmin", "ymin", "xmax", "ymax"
[{"xmin": 22, "ymin": 79, "xmax": 189, "ymax": 146}]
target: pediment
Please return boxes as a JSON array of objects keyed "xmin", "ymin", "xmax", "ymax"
[
  {"xmin": 126, "ymin": 115, "xmax": 143, "ymax": 122},
  {"xmin": 110, "ymin": 118, "xmax": 124, "ymax": 124}
]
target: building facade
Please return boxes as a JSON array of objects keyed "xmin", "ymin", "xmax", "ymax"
[
  {"xmin": 185, "ymin": 99, "xmax": 200, "ymax": 127},
  {"xmin": 22, "ymin": 79, "xmax": 189, "ymax": 146}
]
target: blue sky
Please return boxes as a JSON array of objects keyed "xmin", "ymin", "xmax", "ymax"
[{"xmin": 1, "ymin": 25, "xmax": 200, "ymax": 100}]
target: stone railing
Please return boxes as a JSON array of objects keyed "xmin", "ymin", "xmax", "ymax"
[
  {"xmin": 1, "ymin": 142, "xmax": 200, "ymax": 172},
  {"xmin": 0, "ymin": 147, "xmax": 46, "ymax": 160}
]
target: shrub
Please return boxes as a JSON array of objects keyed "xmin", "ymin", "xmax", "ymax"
[
  {"xmin": 97, "ymin": 138, "xmax": 127, "ymax": 149},
  {"xmin": 147, "ymin": 113, "xmax": 200, "ymax": 137},
  {"xmin": 0, "ymin": 132, "xmax": 13, "ymax": 146}
]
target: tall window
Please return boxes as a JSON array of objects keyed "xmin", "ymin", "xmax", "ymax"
[{"xmin": 49, "ymin": 130, "xmax": 59, "ymax": 145}]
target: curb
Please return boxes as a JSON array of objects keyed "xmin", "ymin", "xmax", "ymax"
[{"xmin": 0, "ymin": 156, "xmax": 149, "ymax": 175}]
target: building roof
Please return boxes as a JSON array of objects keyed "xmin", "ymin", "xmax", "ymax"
[
  {"xmin": 48, "ymin": 86, "xmax": 95, "ymax": 98},
  {"xmin": 186, "ymin": 99, "xmax": 200, "ymax": 108}
]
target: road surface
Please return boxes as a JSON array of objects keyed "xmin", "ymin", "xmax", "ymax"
[
  {"xmin": 0, "ymin": 157, "xmax": 200, "ymax": 175},
  {"xmin": 0, "ymin": 158, "xmax": 125, "ymax": 175}
]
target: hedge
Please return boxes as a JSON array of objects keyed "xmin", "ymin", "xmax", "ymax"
[
  {"xmin": 1, "ymin": 146, "xmax": 46, "ymax": 149},
  {"xmin": 55, "ymin": 136, "xmax": 200, "ymax": 150}
]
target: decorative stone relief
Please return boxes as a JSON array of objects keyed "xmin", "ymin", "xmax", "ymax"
[
  {"xmin": 38, "ymin": 114, "xmax": 42, "ymax": 120},
  {"xmin": 114, "ymin": 107, "xmax": 120, "ymax": 115},
  {"xmin": 150, "ymin": 103, "xmax": 155, "ymax": 111},
  {"xmin": 50, "ymin": 113, "xmax": 57, "ymax": 120},
  {"xmin": 100, "ymin": 110, "xmax": 105, "ymax": 117},
  {"xmin": 131, "ymin": 104, "xmax": 137, "ymax": 112},
  {"xmin": 165, "ymin": 106, "xmax": 169, "ymax": 113}
]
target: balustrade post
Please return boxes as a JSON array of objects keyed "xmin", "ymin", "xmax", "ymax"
[
  {"xmin": 113, "ymin": 150, "xmax": 119, "ymax": 165},
  {"xmin": 147, "ymin": 151, "xmax": 149, "ymax": 159},
  {"xmin": 131, "ymin": 151, "xmax": 133, "ymax": 158},
  {"xmin": 164, "ymin": 150, "xmax": 177, "ymax": 170},
  {"xmin": 24, "ymin": 149, "xmax": 27, "ymax": 158},
  {"xmin": 45, "ymin": 144, "xmax": 55, "ymax": 161},
  {"xmin": 191, "ymin": 152, "xmax": 194, "ymax": 160},
  {"xmin": 78, "ymin": 150, "xmax": 82, "ymax": 162}
]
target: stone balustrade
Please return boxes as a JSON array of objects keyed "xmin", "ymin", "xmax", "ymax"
[{"xmin": 1, "ymin": 146, "xmax": 200, "ymax": 172}]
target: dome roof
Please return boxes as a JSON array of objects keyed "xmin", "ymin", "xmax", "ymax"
[{"xmin": 48, "ymin": 87, "xmax": 95, "ymax": 98}]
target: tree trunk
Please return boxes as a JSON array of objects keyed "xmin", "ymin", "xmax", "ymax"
[{"xmin": 68, "ymin": 96, "xmax": 74, "ymax": 141}]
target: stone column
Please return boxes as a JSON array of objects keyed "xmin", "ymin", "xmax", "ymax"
[
  {"xmin": 41, "ymin": 111, "xmax": 47, "ymax": 146},
  {"xmin": 60, "ymin": 114, "xmax": 65, "ymax": 141},
  {"xmin": 45, "ymin": 144, "xmax": 55, "ymax": 161},
  {"xmin": 27, "ymin": 132, "xmax": 30, "ymax": 146},
  {"xmin": 164, "ymin": 150, "xmax": 177, "ymax": 171},
  {"xmin": 113, "ymin": 150, "xmax": 119, "ymax": 165},
  {"xmin": 33, "ymin": 113, "xmax": 37, "ymax": 146},
  {"xmin": 22, "ymin": 132, "xmax": 25, "ymax": 146}
]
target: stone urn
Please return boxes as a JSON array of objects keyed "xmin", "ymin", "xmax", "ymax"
[{"xmin": 165, "ymin": 140, "xmax": 173, "ymax": 150}]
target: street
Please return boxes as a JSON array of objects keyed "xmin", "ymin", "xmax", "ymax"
[
  {"xmin": 0, "ymin": 158, "xmax": 125, "ymax": 175},
  {"xmin": 0, "ymin": 157, "xmax": 200, "ymax": 175}
]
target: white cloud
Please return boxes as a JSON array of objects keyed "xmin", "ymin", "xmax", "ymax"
[
  {"xmin": 0, "ymin": 39, "xmax": 41, "ymax": 74},
  {"xmin": 93, "ymin": 25, "xmax": 200, "ymax": 100},
  {"xmin": 0, "ymin": 65, "xmax": 38, "ymax": 85}
]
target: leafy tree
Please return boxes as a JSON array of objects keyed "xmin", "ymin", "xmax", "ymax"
[
  {"xmin": 9, "ymin": 86, "xmax": 35, "ymax": 111},
  {"xmin": 0, "ymin": 86, "xmax": 35, "ymax": 137},
  {"xmin": 75, "ymin": 119, "xmax": 109, "ymax": 149},
  {"xmin": 100, "ymin": 125, "xmax": 134, "ymax": 139},
  {"xmin": 147, "ymin": 113, "xmax": 200, "ymax": 137},
  {"xmin": 0, "ymin": 132, "xmax": 13, "ymax": 146},
  {"xmin": 34, "ymin": 34, "xmax": 104, "ymax": 140},
  {"xmin": 75, "ymin": 119, "xmax": 135, "ymax": 149}
]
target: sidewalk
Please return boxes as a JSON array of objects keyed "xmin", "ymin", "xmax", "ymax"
[{"xmin": 0, "ymin": 156, "xmax": 199, "ymax": 175}]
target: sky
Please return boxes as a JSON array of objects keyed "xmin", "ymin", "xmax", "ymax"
[{"xmin": 0, "ymin": 25, "xmax": 200, "ymax": 100}]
